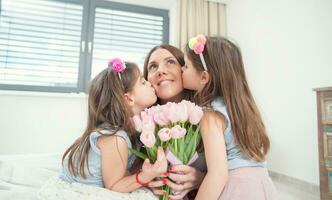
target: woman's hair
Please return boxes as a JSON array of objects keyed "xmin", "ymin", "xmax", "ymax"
[
  {"xmin": 143, "ymin": 44, "xmax": 194, "ymax": 103},
  {"xmin": 185, "ymin": 36, "xmax": 270, "ymax": 162},
  {"xmin": 62, "ymin": 62, "xmax": 140, "ymax": 178}
]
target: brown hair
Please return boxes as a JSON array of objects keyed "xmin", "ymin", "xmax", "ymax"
[
  {"xmin": 185, "ymin": 36, "xmax": 270, "ymax": 162},
  {"xmin": 143, "ymin": 44, "xmax": 194, "ymax": 103},
  {"xmin": 62, "ymin": 62, "xmax": 140, "ymax": 178}
]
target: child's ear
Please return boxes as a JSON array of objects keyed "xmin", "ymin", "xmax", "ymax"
[
  {"xmin": 200, "ymin": 71, "xmax": 210, "ymax": 85},
  {"xmin": 124, "ymin": 93, "xmax": 135, "ymax": 106}
]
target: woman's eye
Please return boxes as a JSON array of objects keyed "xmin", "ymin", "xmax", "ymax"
[
  {"xmin": 148, "ymin": 64, "xmax": 157, "ymax": 70},
  {"xmin": 167, "ymin": 59, "xmax": 176, "ymax": 65}
]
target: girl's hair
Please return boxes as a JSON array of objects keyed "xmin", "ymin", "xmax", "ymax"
[
  {"xmin": 185, "ymin": 36, "xmax": 270, "ymax": 162},
  {"xmin": 143, "ymin": 44, "xmax": 194, "ymax": 102},
  {"xmin": 62, "ymin": 62, "xmax": 140, "ymax": 178}
]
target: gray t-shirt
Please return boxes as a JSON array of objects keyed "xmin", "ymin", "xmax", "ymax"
[
  {"xmin": 211, "ymin": 97, "xmax": 266, "ymax": 170},
  {"xmin": 60, "ymin": 129, "xmax": 136, "ymax": 187}
]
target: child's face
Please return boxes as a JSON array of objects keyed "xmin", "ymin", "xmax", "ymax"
[
  {"xmin": 130, "ymin": 75, "xmax": 157, "ymax": 112},
  {"xmin": 182, "ymin": 53, "xmax": 205, "ymax": 91}
]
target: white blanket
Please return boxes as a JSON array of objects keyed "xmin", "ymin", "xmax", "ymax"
[
  {"xmin": 0, "ymin": 154, "xmax": 61, "ymax": 200},
  {"xmin": 0, "ymin": 154, "xmax": 157, "ymax": 200},
  {"xmin": 37, "ymin": 176, "xmax": 157, "ymax": 200}
]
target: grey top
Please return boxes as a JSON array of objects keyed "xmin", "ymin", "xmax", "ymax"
[
  {"xmin": 60, "ymin": 129, "xmax": 136, "ymax": 187},
  {"xmin": 211, "ymin": 97, "xmax": 266, "ymax": 170}
]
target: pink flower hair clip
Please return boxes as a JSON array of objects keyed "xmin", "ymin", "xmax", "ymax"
[
  {"xmin": 188, "ymin": 34, "xmax": 208, "ymax": 71},
  {"xmin": 108, "ymin": 57, "xmax": 127, "ymax": 80}
]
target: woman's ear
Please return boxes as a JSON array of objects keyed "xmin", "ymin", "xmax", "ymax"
[
  {"xmin": 200, "ymin": 71, "xmax": 210, "ymax": 85},
  {"xmin": 124, "ymin": 93, "xmax": 135, "ymax": 106}
]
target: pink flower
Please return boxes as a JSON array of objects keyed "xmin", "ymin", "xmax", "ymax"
[
  {"xmin": 141, "ymin": 110, "xmax": 154, "ymax": 124},
  {"xmin": 109, "ymin": 57, "xmax": 126, "ymax": 73},
  {"xmin": 153, "ymin": 109, "xmax": 169, "ymax": 126},
  {"xmin": 141, "ymin": 110, "xmax": 156, "ymax": 133},
  {"xmin": 145, "ymin": 106, "xmax": 158, "ymax": 120},
  {"xmin": 177, "ymin": 101, "xmax": 189, "ymax": 122},
  {"xmin": 132, "ymin": 115, "xmax": 142, "ymax": 132},
  {"xmin": 193, "ymin": 43, "xmax": 205, "ymax": 54},
  {"xmin": 182, "ymin": 100, "xmax": 195, "ymax": 109},
  {"xmin": 163, "ymin": 102, "xmax": 180, "ymax": 123},
  {"xmin": 141, "ymin": 120, "xmax": 155, "ymax": 134},
  {"xmin": 189, "ymin": 105, "xmax": 204, "ymax": 125},
  {"xmin": 170, "ymin": 125, "xmax": 186, "ymax": 139},
  {"xmin": 158, "ymin": 128, "xmax": 171, "ymax": 141},
  {"xmin": 140, "ymin": 131, "xmax": 156, "ymax": 148},
  {"xmin": 182, "ymin": 100, "xmax": 196, "ymax": 119},
  {"xmin": 140, "ymin": 110, "xmax": 149, "ymax": 121},
  {"xmin": 113, "ymin": 62, "xmax": 123, "ymax": 72}
]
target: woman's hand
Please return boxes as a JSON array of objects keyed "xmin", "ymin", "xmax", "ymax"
[
  {"xmin": 145, "ymin": 152, "xmax": 206, "ymax": 199},
  {"xmin": 166, "ymin": 165, "xmax": 206, "ymax": 199}
]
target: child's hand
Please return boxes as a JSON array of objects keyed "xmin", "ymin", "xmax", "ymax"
[{"xmin": 141, "ymin": 147, "xmax": 168, "ymax": 180}]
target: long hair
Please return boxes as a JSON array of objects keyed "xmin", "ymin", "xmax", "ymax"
[
  {"xmin": 62, "ymin": 62, "xmax": 140, "ymax": 178},
  {"xmin": 143, "ymin": 44, "xmax": 194, "ymax": 103},
  {"xmin": 185, "ymin": 36, "xmax": 270, "ymax": 162}
]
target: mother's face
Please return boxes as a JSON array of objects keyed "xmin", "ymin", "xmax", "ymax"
[{"xmin": 146, "ymin": 48, "xmax": 184, "ymax": 103}]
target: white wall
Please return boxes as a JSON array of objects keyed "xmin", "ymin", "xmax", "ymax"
[
  {"xmin": 0, "ymin": 92, "xmax": 87, "ymax": 154},
  {"xmin": 225, "ymin": 0, "xmax": 332, "ymax": 185}
]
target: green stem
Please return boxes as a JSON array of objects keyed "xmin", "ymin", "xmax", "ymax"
[
  {"xmin": 159, "ymin": 185, "xmax": 171, "ymax": 200},
  {"xmin": 174, "ymin": 139, "xmax": 178, "ymax": 153}
]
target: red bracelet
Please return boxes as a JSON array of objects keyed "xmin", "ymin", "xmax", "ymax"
[{"xmin": 135, "ymin": 170, "xmax": 150, "ymax": 187}]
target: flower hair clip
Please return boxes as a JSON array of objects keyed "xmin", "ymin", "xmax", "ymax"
[
  {"xmin": 108, "ymin": 57, "xmax": 127, "ymax": 80},
  {"xmin": 188, "ymin": 34, "xmax": 208, "ymax": 71}
]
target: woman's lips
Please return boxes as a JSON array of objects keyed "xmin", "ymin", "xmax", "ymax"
[{"xmin": 157, "ymin": 80, "xmax": 173, "ymax": 86}]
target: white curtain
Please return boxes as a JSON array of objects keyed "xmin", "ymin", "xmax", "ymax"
[{"xmin": 175, "ymin": 0, "xmax": 227, "ymax": 49}]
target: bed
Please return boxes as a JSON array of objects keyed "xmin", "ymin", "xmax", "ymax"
[
  {"xmin": 0, "ymin": 154, "xmax": 157, "ymax": 200},
  {"xmin": 0, "ymin": 154, "xmax": 61, "ymax": 200}
]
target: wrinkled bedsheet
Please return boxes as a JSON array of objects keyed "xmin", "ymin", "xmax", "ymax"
[{"xmin": 0, "ymin": 154, "xmax": 157, "ymax": 200}]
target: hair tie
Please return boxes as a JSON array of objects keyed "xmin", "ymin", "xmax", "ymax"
[
  {"xmin": 188, "ymin": 34, "xmax": 208, "ymax": 71},
  {"xmin": 108, "ymin": 58, "xmax": 127, "ymax": 80}
]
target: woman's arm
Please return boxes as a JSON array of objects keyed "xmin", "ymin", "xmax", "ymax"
[
  {"xmin": 194, "ymin": 111, "xmax": 228, "ymax": 200},
  {"xmin": 98, "ymin": 136, "xmax": 167, "ymax": 192}
]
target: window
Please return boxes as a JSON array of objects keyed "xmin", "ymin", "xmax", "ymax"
[
  {"xmin": 0, "ymin": 0, "xmax": 169, "ymax": 93},
  {"xmin": 0, "ymin": 0, "xmax": 84, "ymax": 92},
  {"xmin": 90, "ymin": 1, "xmax": 168, "ymax": 78}
]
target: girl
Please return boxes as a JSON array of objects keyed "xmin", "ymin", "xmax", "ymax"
[
  {"xmin": 60, "ymin": 58, "xmax": 168, "ymax": 193},
  {"xmin": 181, "ymin": 35, "xmax": 276, "ymax": 200}
]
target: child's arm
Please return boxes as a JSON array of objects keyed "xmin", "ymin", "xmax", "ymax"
[
  {"xmin": 194, "ymin": 111, "xmax": 228, "ymax": 200},
  {"xmin": 98, "ymin": 136, "xmax": 167, "ymax": 192}
]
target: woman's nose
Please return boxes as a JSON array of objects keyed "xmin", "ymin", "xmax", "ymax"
[
  {"xmin": 156, "ymin": 64, "xmax": 167, "ymax": 77},
  {"xmin": 156, "ymin": 71, "xmax": 164, "ymax": 77}
]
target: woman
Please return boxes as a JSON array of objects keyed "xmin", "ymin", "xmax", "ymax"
[{"xmin": 143, "ymin": 45, "xmax": 206, "ymax": 199}]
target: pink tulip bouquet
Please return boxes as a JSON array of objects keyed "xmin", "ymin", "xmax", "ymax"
[{"xmin": 130, "ymin": 100, "xmax": 204, "ymax": 200}]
